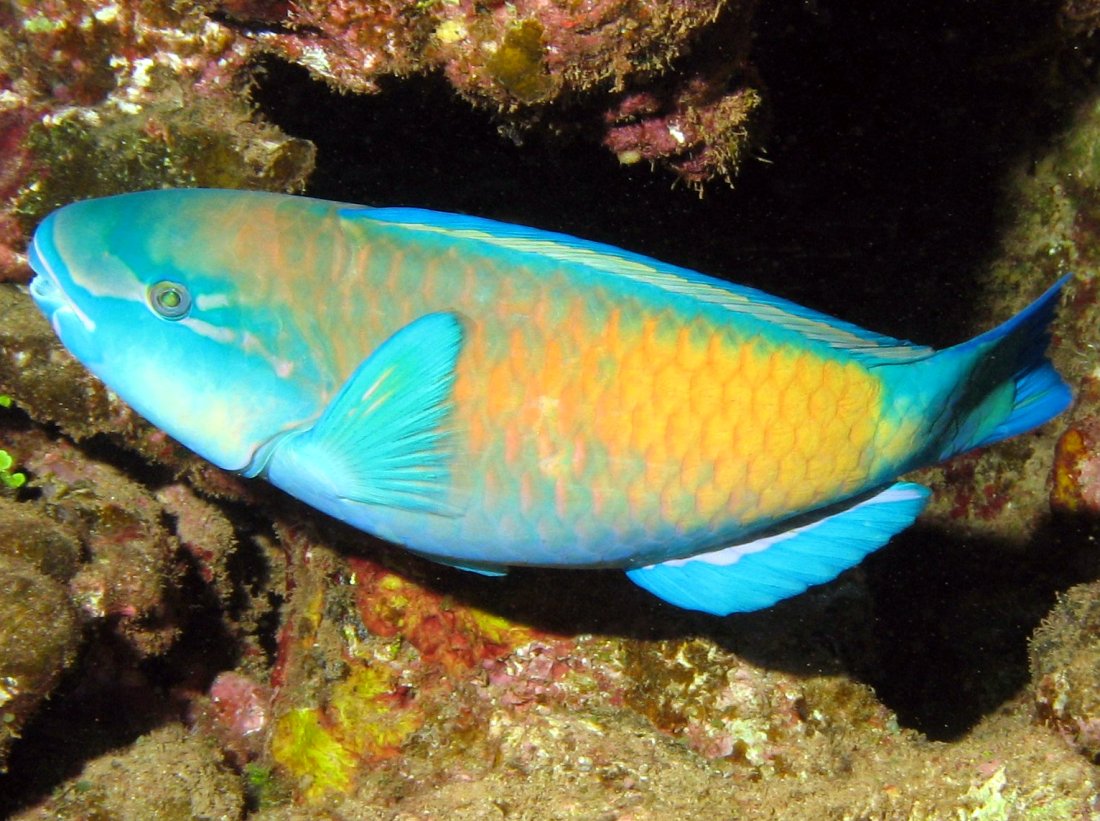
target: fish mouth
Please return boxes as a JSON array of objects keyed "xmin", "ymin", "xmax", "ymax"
[{"xmin": 27, "ymin": 215, "xmax": 95, "ymax": 335}]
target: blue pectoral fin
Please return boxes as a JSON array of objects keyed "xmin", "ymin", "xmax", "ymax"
[
  {"xmin": 268, "ymin": 312, "xmax": 466, "ymax": 516},
  {"xmin": 626, "ymin": 482, "xmax": 931, "ymax": 615}
]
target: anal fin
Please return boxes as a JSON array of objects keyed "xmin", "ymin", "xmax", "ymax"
[{"xmin": 626, "ymin": 482, "xmax": 931, "ymax": 615}]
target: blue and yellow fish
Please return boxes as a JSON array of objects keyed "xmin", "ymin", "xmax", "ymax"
[{"xmin": 27, "ymin": 189, "xmax": 1071, "ymax": 615}]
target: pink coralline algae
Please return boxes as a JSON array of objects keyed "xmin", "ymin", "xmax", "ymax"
[
  {"xmin": 348, "ymin": 557, "xmax": 544, "ymax": 675},
  {"xmin": 252, "ymin": 0, "xmax": 730, "ymax": 100},
  {"xmin": 28, "ymin": 435, "xmax": 183, "ymax": 656},
  {"xmin": 604, "ymin": 75, "xmax": 763, "ymax": 185},
  {"xmin": 201, "ymin": 672, "xmax": 273, "ymax": 764},
  {"xmin": 0, "ymin": 106, "xmax": 40, "ymax": 279}
]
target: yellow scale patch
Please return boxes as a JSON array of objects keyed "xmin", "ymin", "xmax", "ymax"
[{"xmin": 448, "ymin": 279, "xmax": 897, "ymax": 539}]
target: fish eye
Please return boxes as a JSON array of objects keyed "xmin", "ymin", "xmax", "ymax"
[{"xmin": 148, "ymin": 281, "xmax": 191, "ymax": 320}]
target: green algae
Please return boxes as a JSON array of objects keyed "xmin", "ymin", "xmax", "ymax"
[{"xmin": 0, "ymin": 451, "xmax": 25, "ymax": 490}]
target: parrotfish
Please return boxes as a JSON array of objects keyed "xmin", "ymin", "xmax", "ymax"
[{"xmin": 27, "ymin": 189, "xmax": 1071, "ymax": 615}]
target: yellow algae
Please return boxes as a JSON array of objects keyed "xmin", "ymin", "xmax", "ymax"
[
  {"xmin": 379, "ymin": 573, "xmax": 406, "ymax": 593},
  {"xmin": 1052, "ymin": 428, "xmax": 1086, "ymax": 511},
  {"xmin": 434, "ymin": 18, "xmax": 466, "ymax": 45},
  {"xmin": 271, "ymin": 708, "xmax": 356, "ymax": 801},
  {"xmin": 467, "ymin": 606, "xmax": 534, "ymax": 647},
  {"xmin": 329, "ymin": 665, "xmax": 422, "ymax": 757}
]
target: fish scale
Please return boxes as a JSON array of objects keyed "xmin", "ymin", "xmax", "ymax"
[
  {"xmin": 27, "ymin": 189, "xmax": 1071, "ymax": 614},
  {"xmin": 217, "ymin": 210, "xmax": 896, "ymax": 556}
]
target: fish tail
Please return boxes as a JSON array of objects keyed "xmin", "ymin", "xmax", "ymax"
[{"xmin": 924, "ymin": 275, "xmax": 1072, "ymax": 462}]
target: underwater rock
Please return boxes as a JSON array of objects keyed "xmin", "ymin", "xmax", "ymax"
[
  {"xmin": 198, "ymin": 671, "xmax": 273, "ymax": 767},
  {"xmin": 243, "ymin": 0, "xmax": 761, "ymax": 187},
  {"xmin": 28, "ymin": 435, "xmax": 183, "ymax": 657},
  {"xmin": 0, "ymin": 555, "xmax": 80, "ymax": 773},
  {"xmin": 13, "ymin": 724, "xmax": 245, "ymax": 820},
  {"xmin": 0, "ymin": 496, "xmax": 81, "ymax": 583},
  {"xmin": 913, "ymin": 99, "xmax": 1100, "ymax": 542},
  {"xmin": 1061, "ymin": 0, "xmax": 1100, "ymax": 34},
  {"xmin": 1031, "ymin": 580, "xmax": 1100, "ymax": 762},
  {"xmin": 0, "ymin": 105, "xmax": 40, "ymax": 281},
  {"xmin": 0, "ymin": 287, "xmax": 122, "ymax": 439},
  {"xmin": 14, "ymin": 101, "xmax": 315, "ymax": 244},
  {"xmin": 157, "ymin": 482, "xmax": 240, "ymax": 610}
]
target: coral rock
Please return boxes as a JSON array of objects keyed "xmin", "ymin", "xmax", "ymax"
[
  {"xmin": 1031, "ymin": 580, "xmax": 1100, "ymax": 762},
  {"xmin": 18, "ymin": 724, "xmax": 245, "ymax": 820},
  {"xmin": 1051, "ymin": 418, "xmax": 1100, "ymax": 513},
  {"xmin": 0, "ymin": 556, "xmax": 80, "ymax": 772}
]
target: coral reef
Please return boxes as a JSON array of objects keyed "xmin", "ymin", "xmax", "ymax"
[
  {"xmin": 0, "ymin": 0, "xmax": 760, "ymax": 269},
  {"xmin": 0, "ymin": 429, "xmax": 84, "ymax": 772},
  {"xmin": 2, "ymin": 0, "xmax": 1100, "ymax": 817},
  {"xmin": 197, "ymin": 671, "xmax": 273, "ymax": 766},
  {"xmin": 605, "ymin": 78, "xmax": 763, "ymax": 186},
  {"xmin": 911, "ymin": 97, "xmax": 1100, "ymax": 544},
  {"xmin": 1051, "ymin": 400, "xmax": 1100, "ymax": 515},
  {"xmin": 0, "ymin": 0, "xmax": 757, "ymax": 288},
  {"xmin": 27, "ymin": 433, "xmax": 183, "ymax": 656},
  {"xmin": 240, "ymin": 0, "xmax": 762, "ymax": 187}
]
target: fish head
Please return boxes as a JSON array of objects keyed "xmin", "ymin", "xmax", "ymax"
[{"xmin": 28, "ymin": 189, "xmax": 328, "ymax": 473}]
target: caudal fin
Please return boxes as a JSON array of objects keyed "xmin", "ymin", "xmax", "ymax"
[{"xmin": 933, "ymin": 275, "xmax": 1072, "ymax": 461}]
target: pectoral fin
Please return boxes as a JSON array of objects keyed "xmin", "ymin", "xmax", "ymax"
[
  {"xmin": 264, "ymin": 312, "xmax": 467, "ymax": 516},
  {"xmin": 626, "ymin": 482, "xmax": 931, "ymax": 615}
]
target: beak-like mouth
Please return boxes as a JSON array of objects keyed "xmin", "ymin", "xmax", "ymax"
[
  {"xmin": 27, "ymin": 214, "xmax": 95, "ymax": 334},
  {"xmin": 28, "ymin": 267, "xmax": 61, "ymax": 310}
]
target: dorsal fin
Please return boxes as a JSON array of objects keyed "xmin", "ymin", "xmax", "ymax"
[{"xmin": 343, "ymin": 206, "xmax": 934, "ymax": 365}]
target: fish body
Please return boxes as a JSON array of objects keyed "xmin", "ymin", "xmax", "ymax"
[{"xmin": 28, "ymin": 189, "xmax": 1071, "ymax": 614}]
